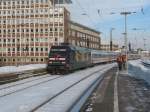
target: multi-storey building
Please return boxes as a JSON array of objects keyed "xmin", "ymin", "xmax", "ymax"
[
  {"xmin": 69, "ymin": 21, "xmax": 100, "ymax": 49},
  {"xmin": 0, "ymin": 0, "xmax": 101, "ymax": 66},
  {"xmin": 101, "ymin": 43, "xmax": 119, "ymax": 51}
]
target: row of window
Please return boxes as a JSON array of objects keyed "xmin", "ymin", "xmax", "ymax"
[
  {"xmin": 0, "ymin": 47, "xmax": 48, "ymax": 52},
  {"xmin": 0, "ymin": 28, "xmax": 64, "ymax": 33},
  {"xmin": 0, "ymin": 9, "xmax": 49, "ymax": 14},
  {"xmin": 71, "ymin": 40, "xmax": 99, "ymax": 49},
  {"xmin": 70, "ymin": 30, "xmax": 99, "ymax": 42},
  {"xmin": 0, "ymin": 19, "xmax": 63, "ymax": 25},
  {"xmin": 0, "ymin": 9, "xmax": 63, "ymax": 17},
  {"xmin": 0, "ymin": 38, "xmax": 49, "ymax": 43},
  {"xmin": 0, "ymin": 58, "xmax": 45, "ymax": 62},
  {"xmin": 0, "ymin": 0, "xmax": 48, "ymax": 6},
  {"xmin": 0, "ymin": 8, "xmax": 63, "ymax": 14}
]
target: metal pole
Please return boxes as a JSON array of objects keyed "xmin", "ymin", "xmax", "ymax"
[
  {"xmin": 121, "ymin": 12, "xmax": 131, "ymax": 72},
  {"xmin": 125, "ymin": 14, "xmax": 128, "ymax": 66},
  {"xmin": 110, "ymin": 28, "xmax": 115, "ymax": 51}
]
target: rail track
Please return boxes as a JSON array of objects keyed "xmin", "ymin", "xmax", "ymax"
[
  {"xmin": 0, "ymin": 70, "xmax": 47, "ymax": 85},
  {"xmin": 0, "ymin": 74, "xmax": 62, "ymax": 97},
  {"xmin": 0, "ymin": 64, "xmax": 116, "ymax": 112},
  {"xmin": 31, "ymin": 68, "xmax": 104, "ymax": 112}
]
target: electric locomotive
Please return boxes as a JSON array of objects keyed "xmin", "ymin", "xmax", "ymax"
[{"xmin": 47, "ymin": 44, "xmax": 91, "ymax": 74}]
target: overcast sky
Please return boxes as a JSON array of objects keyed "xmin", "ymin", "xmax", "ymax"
[{"xmin": 66, "ymin": 0, "xmax": 150, "ymax": 50}]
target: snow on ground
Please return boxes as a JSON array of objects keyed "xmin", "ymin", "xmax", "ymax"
[
  {"xmin": 0, "ymin": 64, "xmax": 46, "ymax": 74},
  {"xmin": 0, "ymin": 63, "xmax": 116, "ymax": 112},
  {"xmin": 128, "ymin": 59, "xmax": 150, "ymax": 85}
]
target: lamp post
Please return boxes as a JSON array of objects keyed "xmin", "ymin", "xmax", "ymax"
[
  {"xmin": 132, "ymin": 28, "xmax": 145, "ymax": 51},
  {"xmin": 120, "ymin": 12, "xmax": 136, "ymax": 72},
  {"xmin": 110, "ymin": 28, "xmax": 115, "ymax": 51}
]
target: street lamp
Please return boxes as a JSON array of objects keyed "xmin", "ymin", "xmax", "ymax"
[
  {"xmin": 132, "ymin": 28, "xmax": 146, "ymax": 50},
  {"xmin": 110, "ymin": 28, "xmax": 115, "ymax": 51},
  {"xmin": 120, "ymin": 11, "xmax": 136, "ymax": 72}
]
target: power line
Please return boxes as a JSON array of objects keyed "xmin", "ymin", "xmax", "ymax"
[{"xmin": 74, "ymin": 0, "xmax": 96, "ymax": 28}]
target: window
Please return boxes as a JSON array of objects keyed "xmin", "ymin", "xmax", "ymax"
[
  {"xmin": 55, "ymin": 28, "xmax": 57, "ymax": 31},
  {"xmin": 41, "ymin": 58, "xmax": 43, "ymax": 62},
  {"xmin": 36, "ymin": 58, "xmax": 38, "ymax": 61},
  {"xmin": 8, "ymin": 48, "xmax": 11, "ymax": 51},
  {"xmin": 45, "ymin": 48, "xmax": 48, "ymax": 51},
  {"xmin": 8, "ymin": 39, "xmax": 10, "ymax": 42},
  {"xmin": 31, "ymin": 10, "xmax": 33, "ymax": 13},
  {"xmin": 13, "ymin": 1, "xmax": 15, "ymax": 5},
  {"xmin": 50, "ymin": 28, "xmax": 52, "ymax": 31},
  {"xmin": 31, "ymin": 48, "xmax": 34, "ymax": 51},
  {"xmin": 45, "ymin": 29, "xmax": 48, "ymax": 32},
  {"xmin": 3, "ymin": 2, "xmax": 6, "ymax": 5},
  {"xmin": 31, "ymin": 58, "xmax": 34, "ymax": 62},
  {"xmin": 13, "ymin": 39, "xmax": 15, "ymax": 42},
  {"xmin": 4, "ymin": 59, "xmax": 6, "ymax": 62},
  {"xmin": 36, "ymin": 48, "xmax": 38, "ymax": 51}
]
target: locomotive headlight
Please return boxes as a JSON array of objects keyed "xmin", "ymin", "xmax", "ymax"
[
  {"xmin": 49, "ymin": 61, "xmax": 52, "ymax": 64},
  {"xmin": 62, "ymin": 62, "xmax": 66, "ymax": 64},
  {"xmin": 59, "ymin": 58, "xmax": 66, "ymax": 61},
  {"xmin": 49, "ymin": 58, "xmax": 55, "ymax": 60}
]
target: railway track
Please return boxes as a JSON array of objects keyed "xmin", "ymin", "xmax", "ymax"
[
  {"xmin": 0, "ymin": 71, "xmax": 47, "ymax": 85},
  {"xmin": 31, "ymin": 67, "xmax": 105, "ymax": 112},
  {"xmin": 0, "ymin": 75, "xmax": 62, "ymax": 97},
  {"xmin": 0, "ymin": 64, "xmax": 116, "ymax": 112},
  {"xmin": 0, "ymin": 74, "xmax": 50, "ymax": 90}
]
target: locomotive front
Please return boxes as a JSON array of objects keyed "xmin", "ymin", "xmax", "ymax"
[{"xmin": 47, "ymin": 46, "xmax": 71, "ymax": 74}]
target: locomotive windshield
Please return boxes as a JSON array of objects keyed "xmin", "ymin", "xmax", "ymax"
[{"xmin": 49, "ymin": 46, "xmax": 69, "ymax": 57}]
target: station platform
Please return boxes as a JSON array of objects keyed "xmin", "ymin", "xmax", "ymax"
[{"xmin": 80, "ymin": 68, "xmax": 150, "ymax": 112}]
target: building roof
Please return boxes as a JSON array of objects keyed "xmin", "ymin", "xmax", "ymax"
[
  {"xmin": 51, "ymin": 0, "xmax": 72, "ymax": 5},
  {"xmin": 69, "ymin": 21, "xmax": 101, "ymax": 34}
]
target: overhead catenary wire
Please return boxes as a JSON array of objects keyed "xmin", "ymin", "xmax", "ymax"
[{"xmin": 74, "ymin": 0, "xmax": 96, "ymax": 28}]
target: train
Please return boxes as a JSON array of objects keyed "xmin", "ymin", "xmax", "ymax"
[{"xmin": 47, "ymin": 44, "xmax": 118, "ymax": 74}]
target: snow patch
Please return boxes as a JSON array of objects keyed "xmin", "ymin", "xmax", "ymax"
[
  {"xmin": 128, "ymin": 60, "xmax": 150, "ymax": 85},
  {"xmin": 0, "ymin": 64, "xmax": 46, "ymax": 74}
]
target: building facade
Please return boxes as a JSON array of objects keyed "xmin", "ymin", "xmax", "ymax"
[
  {"xmin": 101, "ymin": 44, "xmax": 119, "ymax": 51},
  {"xmin": 0, "ymin": 0, "xmax": 101, "ymax": 66},
  {"xmin": 68, "ymin": 21, "xmax": 100, "ymax": 49}
]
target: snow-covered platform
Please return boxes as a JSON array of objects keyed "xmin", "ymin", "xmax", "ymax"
[
  {"xmin": 128, "ymin": 59, "xmax": 150, "ymax": 85},
  {"xmin": 81, "ymin": 60, "xmax": 150, "ymax": 112}
]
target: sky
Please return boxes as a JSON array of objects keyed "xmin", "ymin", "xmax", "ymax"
[{"xmin": 65, "ymin": 0, "xmax": 150, "ymax": 50}]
